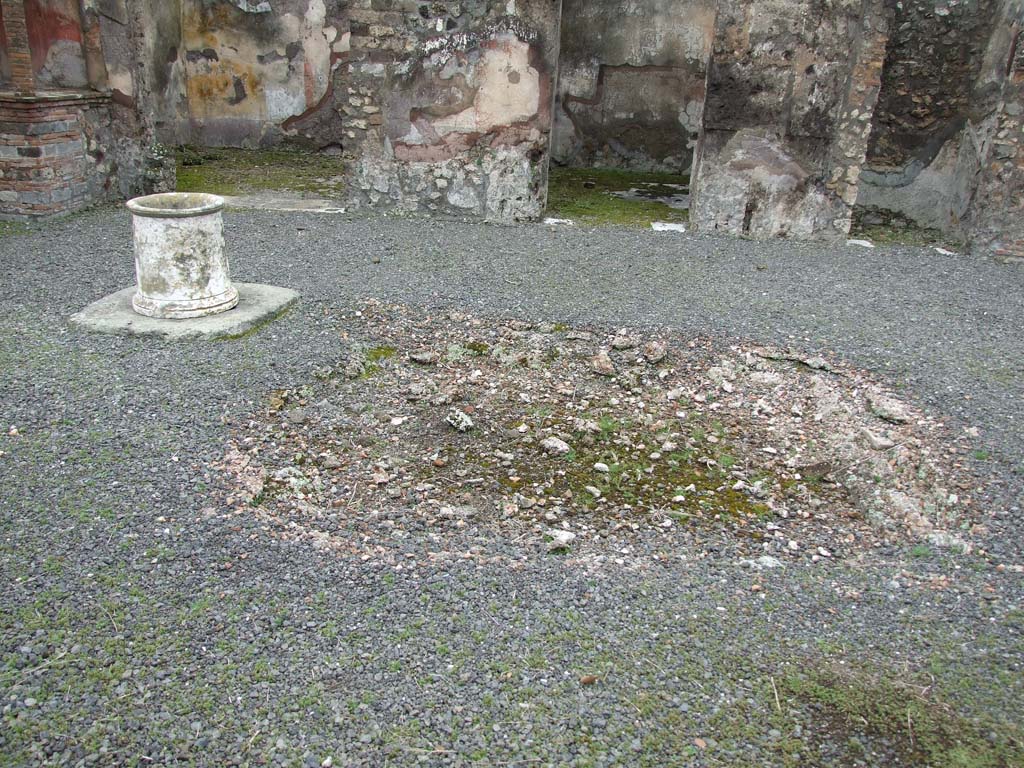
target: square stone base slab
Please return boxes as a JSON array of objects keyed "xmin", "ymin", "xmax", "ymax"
[{"xmin": 70, "ymin": 283, "xmax": 299, "ymax": 340}]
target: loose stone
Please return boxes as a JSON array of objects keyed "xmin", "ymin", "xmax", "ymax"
[
  {"xmin": 410, "ymin": 350, "xmax": 439, "ymax": 365},
  {"xmin": 445, "ymin": 409, "xmax": 474, "ymax": 432},
  {"xmin": 591, "ymin": 351, "xmax": 616, "ymax": 376},
  {"xmin": 541, "ymin": 437, "xmax": 571, "ymax": 455},
  {"xmin": 642, "ymin": 340, "xmax": 667, "ymax": 363},
  {"xmin": 859, "ymin": 427, "xmax": 896, "ymax": 450},
  {"xmin": 547, "ymin": 529, "xmax": 576, "ymax": 551},
  {"xmin": 867, "ymin": 392, "xmax": 911, "ymax": 423}
]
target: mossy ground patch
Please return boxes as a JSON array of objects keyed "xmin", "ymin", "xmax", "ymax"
[
  {"xmin": 545, "ymin": 167, "xmax": 690, "ymax": 227},
  {"xmin": 175, "ymin": 146, "xmax": 345, "ymax": 199}
]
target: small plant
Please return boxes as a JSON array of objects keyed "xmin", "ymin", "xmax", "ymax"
[
  {"xmin": 365, "ymin": 345, "xmax": 398, "ymax": 363},
  {"xmin": 598, "ymin": 416, "xmax": 620, "ymax": 438}
]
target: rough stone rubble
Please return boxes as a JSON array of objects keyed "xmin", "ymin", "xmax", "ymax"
[{"xmin": 219, "ymin": 301, "xmax": 978, "ymax": 570}]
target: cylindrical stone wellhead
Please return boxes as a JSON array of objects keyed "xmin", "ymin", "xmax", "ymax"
[{"xmin": 126, "ymin": 192, "xmax": 238, "ymax": 319}]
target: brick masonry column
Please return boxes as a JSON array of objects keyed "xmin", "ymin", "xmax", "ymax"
[
  {"xmin": 0, "ymin": 93, "xmax": 115, "ymax": 218},
  {"xmin": 1, "ymin": 0, "xmax": 34, "ymax": 94}
]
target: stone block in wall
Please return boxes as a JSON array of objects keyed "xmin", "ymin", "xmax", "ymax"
[{"xmin": 689, "ymin": 128, "xmax": 846, "ymax": 239}]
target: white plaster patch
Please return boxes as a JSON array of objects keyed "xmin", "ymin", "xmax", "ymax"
[
  {"xmin": 652, "ymin": 222, "xmax": 687, "ymax": 232},
  {"xmin": 333, "ymin": 31, "xmax": 351, "ymax": 54},
  {"xmin": 265, "ymin": 85, "xmax": 307, "ymax": 120},
  {"xmin": 108, "ymin": 65, "xmax": 134, "ymax": 98}
]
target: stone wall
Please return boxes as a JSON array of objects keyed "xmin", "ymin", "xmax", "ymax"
[
  {"xmin": 856, "ymin": 0, "xmax": 1001, "ymax": 232},
  {"xmin": 869, "ymin": 0, "xmax": 998, "ymax": 168},
  {"xmin": 963, "ymin": 0, "xmax": 1024, "ymax": 259},
  {"xmin": 2, "ymin": 0, "xmax": 1021, "ymax": 242},
  {"xmin": 175, "ymin": 0, "xmax": 348, "ymax": 147},
  {"xmin": 343, "ymin": 0, "xmax": 560, "ymax": 222},
  {"xmin": 690, "ymin": 0, "xmax": 890, "ymax": 241},
  {"xmin": 137, "ymin": 0, "xmax": 349, "ymax": 148},
  {"xmin": 552, "ymin": 0, "xmax": 716, "ymax": 173},
  {"xmin": 0, "ymin": 0, "xmax": 173, "ymax": 219},
  {"xmin": 0, "ymin": 90, "xmax": 171, "ymax": 218}
]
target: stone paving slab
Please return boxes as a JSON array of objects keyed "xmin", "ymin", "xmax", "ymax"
[
  {"xmin": 69, "ymin": 282, "xmax": 298, "ymax": 340},
  {"xmin": 220, "ymin": 193, "xmax": 346, "ymax": 213}
]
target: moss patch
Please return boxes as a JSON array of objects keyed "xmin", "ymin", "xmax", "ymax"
[
  {"xmin": 783, "ymin": 666, "xmax": 1024, "ymax": 767},
  {"xmin": 545, "ymin": 167, "xmax": 690, "ymax": 227},
  {"xmin": 851, "ymin": 207, "xmax": 963, "ymax": 249},
  {"xmin": 497, "ymin": 415, "xmax": 771, "ymax": 523},
  {"xmin": 0, "ymin": 221, "xmax": 30, "ymax": 238},
  {"xmin": 175, "ymin": 146, "xmax": 345, "ymax": 199},
  {"xmin": 365, "ymin": 345, "xmax": 398, "ymax": 363}
]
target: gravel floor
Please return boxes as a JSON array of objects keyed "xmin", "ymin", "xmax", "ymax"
[{"xmin": 1, "ymin": 206, "xmax": 1023, "ymax": 767}]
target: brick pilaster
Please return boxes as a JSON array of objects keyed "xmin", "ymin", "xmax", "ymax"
[{"xmin": 1, "ymin": 0, "xmax": 34, "ymax": 94}]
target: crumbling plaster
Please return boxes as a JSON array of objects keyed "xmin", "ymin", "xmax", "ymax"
[
  {"xmin": 180, "ymin": 0, "xmax": 344, "ymax": 145},
  {"xmin": 25, "ymin": 0, "xmax": 88, "ymax": 88},
  {"xmin": 343, "ymin": 1, "xmax": 560, "ymax": 221},
  {"xmin": 138, "ymin": 0, "xmax": 350, "ymax": 148}
]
